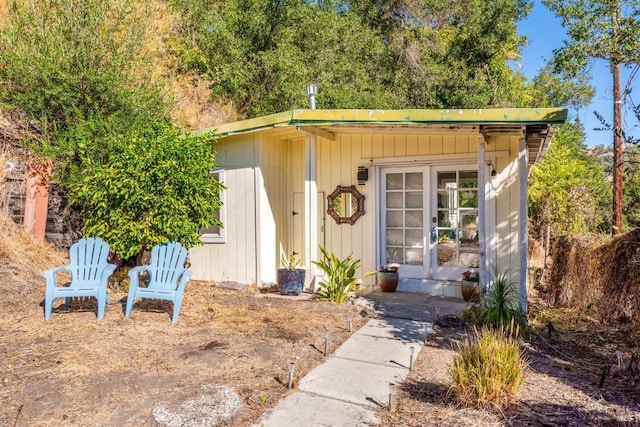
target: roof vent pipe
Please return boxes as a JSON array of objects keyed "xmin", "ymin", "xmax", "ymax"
[{"xmin": 306, "ymin": 84, "xmax": 317, "ymax": 109}]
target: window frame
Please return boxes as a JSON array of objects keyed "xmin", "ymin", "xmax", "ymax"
[{"xmin": 200, "ymin": 169, "xmax": 226, "ymax": 243}]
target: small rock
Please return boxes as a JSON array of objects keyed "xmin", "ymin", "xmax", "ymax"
[{"xmin": 152, "ymin": 384, "xmax": 242, "ymax": 427}]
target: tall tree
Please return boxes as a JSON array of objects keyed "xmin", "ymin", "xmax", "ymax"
[
  {"xmin": 171, "ymin": 0, "xmax": 535, "ymax": 117},
  {"xmin": 529, "ymin": 123, "xmax": 611, "ymax": 237},
  {"xmin": 170, "ymin": 0, "xmax": 395, "ymax": 117},
  {"xmin": 527, "ymin": 64, "xmax": 595, "ymax": 109},
  {"xmin": 542, "ymin": 0, "xmax": 640, "ymax": 234}
]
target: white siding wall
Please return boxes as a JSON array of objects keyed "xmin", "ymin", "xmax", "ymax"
[
  {"xmin": 189, "ymin": 134, "xmax": 261, "ymax": 283},
  {"xmin": 191, "ymin": 128, "xmax": 522, "ymax": 288},
  {"xmin": 315, "ymin": 131, "xmax": 521, "ymax": 285}
]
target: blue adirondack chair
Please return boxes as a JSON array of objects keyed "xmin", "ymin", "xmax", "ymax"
[
  {"xmin": 43, "ymin": 237, "xmax": 116, "ymax": 320},
  {"xmin": 125, "ymin": 242, "xmax": 192, "ymax": 323}
]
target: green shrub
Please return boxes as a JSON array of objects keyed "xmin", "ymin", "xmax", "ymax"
[
  {"xmin": 450, "ymin": 326, "xmax": 527, "ymax": 409},
  {"xmin": 312, "ymin": 246, "xmax": 373, "ymax": 303},
  {"xmin": 72, "ymin": 118, "xmax": 223, "ymax": 260}
]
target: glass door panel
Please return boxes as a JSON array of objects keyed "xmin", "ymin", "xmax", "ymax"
[
  {"xmin": 432, "ymin": 168, "xmax": 480, "ymax": 279},
  {"xmin": 381, "ymin": 168, "xmax": 428, "ymax": 278}
]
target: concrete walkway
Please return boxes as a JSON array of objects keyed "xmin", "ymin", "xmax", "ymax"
[{"xmin": 253, "ymin": 293, "xmax": 468, "ymax": 427}]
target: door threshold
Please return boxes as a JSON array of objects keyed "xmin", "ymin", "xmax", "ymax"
[{"xmin": 397, "ymin": 278, "xmax": 462, "ymax": 298}]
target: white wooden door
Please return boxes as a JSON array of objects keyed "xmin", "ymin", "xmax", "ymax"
[
  {"xmin": 430, "ymin": 166, "xmax": 480, "ymax": 280},
  {"xmin": 380, "ymin": 167, "xmax": 429, "ymax": 279}
]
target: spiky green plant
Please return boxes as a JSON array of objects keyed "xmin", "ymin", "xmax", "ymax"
[
  {"xmin": 450, "ymin": 325, "xmax": 527, "ymax": 409},
  {"xmin": 482, "ymin": 268, "xmax": 528, "ymax": 334},
  {"xmin": 312, "ymin": 246, "xmax": 374, "ymax": 303}
]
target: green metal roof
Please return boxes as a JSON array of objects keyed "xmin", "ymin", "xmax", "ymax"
[{"xmin": 195, "ymin": 108, "xmax": 567, "ymax": 137}]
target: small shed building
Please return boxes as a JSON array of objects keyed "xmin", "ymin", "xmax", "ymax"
[{"xmin": 189, "ymin": 108, "xmax": 567, "ymax": 308}]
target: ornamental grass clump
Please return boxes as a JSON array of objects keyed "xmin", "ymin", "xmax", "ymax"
[{"xmin": 450, "ymin": 325, "xmax": 527, "ymax": 410}]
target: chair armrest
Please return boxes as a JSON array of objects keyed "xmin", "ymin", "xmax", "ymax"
[
  {"xmin": 43, "ymin": 265, "xmax": 71, "ymax": 285},
  {"xmin": 101, "ymin": 263, "xmax": 117, "ymax": 277},
  {"xmin": 128, "ymin": 265, "xmax": 151, "ymax": 288},
  {"xmin": 128, "ymin": 265, "xmax": 150, "ymax": 277},
  {"xmin": 176, "ymin": 269, "xmax": 192, "ymax": 292}
]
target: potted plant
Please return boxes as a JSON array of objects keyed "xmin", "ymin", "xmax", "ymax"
[
  {"xmin": 378, "ymin": 264, "xmax": 399, "ymax": 292},
  {"xmin": 461, "ymin": 270, "xmax": 480, "ymax": 302},
  {"xmin": 277, "ymin": 252, "xmax": 305, "ymax": 295}
]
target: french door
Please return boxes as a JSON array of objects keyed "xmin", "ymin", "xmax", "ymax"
[
  {"xmin": 380, "ymin": 165, "xmax": 480, "ymax": 281},
  {"xmin": 380, "ymin": 167, "xmax": 429, "ymax": 278},
  {"xmin": 430, "ymin": 167, "xmax": 480, "ymax": 280}
]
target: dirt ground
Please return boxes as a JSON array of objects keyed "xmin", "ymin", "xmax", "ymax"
[
  {"xmin": 381, "ymin": 303, "xmax": 640, "ymax": 427},
  {"xmin": 0, "ymin": 271, "xmax": 369, "ymax": 426},
  {"xmin": 1, "ymin": 223, "xmax": 639, "ymax": 426}
]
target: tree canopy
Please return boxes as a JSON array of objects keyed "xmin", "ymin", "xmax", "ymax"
[
  {"xmin": 169, "ymin": 0, "xmax": 536, "ymax": 117},
  {"xmin": 542, "ymin": 0, "xmax": 640, "ymax": 233},
  {"xmin": 0, "ymin": 0, "xmax": 223, "ymax": 259},
  {"xmin": 529, "ymin": 123, "xmax": 611, "ymax": 237}
]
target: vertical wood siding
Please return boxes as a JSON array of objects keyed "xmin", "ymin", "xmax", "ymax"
[
  {"xmin": 189, "ymin": 134, "xmax": 260, "ymax": 283},
  {"xmin": 316, "ymin": 131, "xmax": 520, "ymax": 281},
  {"xmin": 193, "ymin": 128, "xmax": 522, "ymax": 286}
]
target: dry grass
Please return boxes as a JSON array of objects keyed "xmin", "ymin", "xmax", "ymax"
[
  {"xmin": 0, "ymin": 212, "xmax": 65, "ymax": 275},
  {"xmin": 547, "ymin": 232, "xmax": 640, "ymax": 334},
  {"xmin": 0, "ymin": 212, "xmax": 366, "ymax": 426},
  {"xmin": 170, "ymin": 73, "xmax": 240, "ymax": 131},
  {"xmin": 450, "ymin": 327, "xmax": 527, "ymax": 410}
]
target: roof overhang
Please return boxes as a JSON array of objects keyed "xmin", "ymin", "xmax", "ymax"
[{"xmin": 195, "ymin": 108, "xmax": 567, "ymax": 167}]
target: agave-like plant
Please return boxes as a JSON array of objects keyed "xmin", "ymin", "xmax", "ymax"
[
  {"xmin": 481, "ymin": 267, "xmax": 528, "ymax": 334},
  {"xmin": 312, "ymin": 246, "xmax": 374, "ymax": 303}
]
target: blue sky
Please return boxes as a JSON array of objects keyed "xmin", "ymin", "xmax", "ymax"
[{"xmin": 518, "ymin": 1, "xmax": 638, "ymax": 147}]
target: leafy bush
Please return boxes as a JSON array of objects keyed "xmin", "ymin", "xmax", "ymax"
[
  {"xmin": 312, "ymin": 246, "xmax": 373, "ymax": 303},
  {"xmin": 72, "ymin": 118, "xmax": 223, "ymax": 260},
  {"xmin": 0, "ymin": 0, "xmax": 167, "ymax": 165},
  {"xmin": 450, "ymin": 326, "xmax": 527, "ymax": 409}
]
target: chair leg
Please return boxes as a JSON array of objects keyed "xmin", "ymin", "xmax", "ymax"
[
  {"xmin": 44, "ymin": 283, "xmax": 55, "ymax": 320},
  {"xmin": 96, "ymin": 288, "xmax": 107, "ymax": 320},
  {"xmin": 96, "ymin": 297, "xmax": 106, "ymax": 320},
  {"xmin": 125, "ymin": 293, "xmax": 136, "ymax": 318},
  {"xmin": 64, "ymin": 297, "xmax": 71, "ymax": 308},
  {"xmin": 171, "ymin": 296, "xmax": 184, "ymax": 323},
  {"xmin": 45, "ymin": 296, "xmax": 53, "ymax": 320}
]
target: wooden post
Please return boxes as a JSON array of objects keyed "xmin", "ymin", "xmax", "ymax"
[
  {"xmin": 477, "ymin": 133, "xmax": 488, "ymax": 288},
  {"xmin": 305, "ymin": 134, "xmax": 318, "ymax": 291},
  {"xmin": 612, "ymin": 60, "xmax": 623, "ymax": 234},
  {"xmin": 24, "ymin": 158, "xmax": 51, "ymax": 241},
  {"xmin": 518, "ymin": 137, "xmax": 528, "ymax": 314}
]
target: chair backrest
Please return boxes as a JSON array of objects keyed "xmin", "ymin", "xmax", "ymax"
[
  {"xmin": 147, "ymin": 242, "xmax": 188, "ymax": 290},
  {"xmin": 68, "ymin": 237, "xmax": 111, "ymax": 285}
]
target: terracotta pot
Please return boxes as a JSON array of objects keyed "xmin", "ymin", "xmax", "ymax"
[
  {"xmin": 378, "ymin": 271, "xmax": 399, "ymax": 292},
  {"xmin": 461, "ymin": 280, "xmax": 480, "ymax": 302}
]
